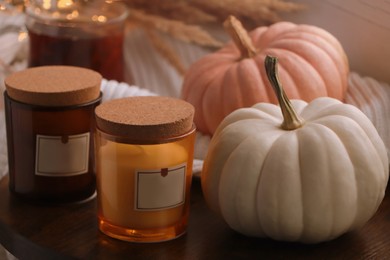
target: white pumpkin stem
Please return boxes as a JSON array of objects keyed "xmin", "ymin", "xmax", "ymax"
[
  {"xmin": 223, "ymin": 15, "xmax": 257, "ymax": 59},
  {"xmin": 265, "ymin": 55, "xmax": 304, "ymax": 130}
]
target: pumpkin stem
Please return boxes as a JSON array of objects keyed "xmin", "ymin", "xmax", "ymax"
[
  {"xmin": 223, "ymin": 15, "xmax": 257, "ymax": 59},
  {"xmin": 264, "ymin": 55, "xmax": 304, "ymax": 130}
]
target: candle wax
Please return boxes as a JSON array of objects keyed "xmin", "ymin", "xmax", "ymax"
[{"xmin": 97, "ymin": 140, "xmax": 191, "ymax": 229}]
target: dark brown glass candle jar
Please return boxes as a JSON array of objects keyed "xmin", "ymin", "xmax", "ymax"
[{"xmin": 4, "ymin": 66, "xmax": 102, "ymax": 203}]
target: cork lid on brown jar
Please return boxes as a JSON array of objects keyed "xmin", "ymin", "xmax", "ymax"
[
  {"xmin": 5, "ymin": 66, "xmax": 102, "ymax": 106},
  {"xmin": 95, "ymin": 96, "xmax": 195, "ymax": 143}
]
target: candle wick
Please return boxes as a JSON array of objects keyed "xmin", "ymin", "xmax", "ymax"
[
  {"xmin": 161, "ymin": 168, "xmax": 168, "ymax": 177},
  {"xmin": 61, "ymin": 135, "xmax": 69, "ymax": 144}
]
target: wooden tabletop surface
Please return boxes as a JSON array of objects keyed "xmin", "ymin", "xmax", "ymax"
[{"xmin": 0, "ymin": 174, "xmax": 389, "ymax": 259}]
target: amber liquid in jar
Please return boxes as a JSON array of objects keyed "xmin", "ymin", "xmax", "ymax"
[
  {"xmin": 4, "ymin": 93, "xmax": 101, "ymax": 203},
  {"xmin": 25, "ymin": 0, "xmax": 129, "ymax": 83},
  {"xmin": 28, "ymin": 29, "xmax": 125, "ymax": 82}
]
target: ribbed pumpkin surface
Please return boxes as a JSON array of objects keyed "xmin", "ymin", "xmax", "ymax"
[{"xmin": 182, "ymin": 22, "xmax": 349, "ymax": 135}]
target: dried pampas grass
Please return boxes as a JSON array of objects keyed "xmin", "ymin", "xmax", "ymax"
[
  {"xmin": 124, "ymin": 0, "xmax": 305, "ymax": 74},
  {"xmin": 129, "ymin": 9, "xmax": 223, "ymax": 48}
]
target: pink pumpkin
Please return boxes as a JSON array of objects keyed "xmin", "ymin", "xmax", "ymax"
[{"xmin": 181, "ymin": 16, "xmax": 349, "ymax": 135}]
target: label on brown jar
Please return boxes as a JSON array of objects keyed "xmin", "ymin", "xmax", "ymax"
[
  {"xmin": 35, "ymin": 133, "xmax": 90, "ymax": 177},
  {"xmin": 134, "ymin": 163, "xmax": 187, "ymax": 211}
]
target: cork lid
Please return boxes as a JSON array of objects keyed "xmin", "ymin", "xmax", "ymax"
[
  {"xmin": 5, "ymin": 66, "xmax": 102, "ymax": 106},
  {"xmin": 95, "ymin": 96, "xmax": 195, "ymax": 142}
]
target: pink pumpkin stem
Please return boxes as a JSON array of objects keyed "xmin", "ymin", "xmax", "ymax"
[
  {"xmin": 223, "ymin": 15, "xmax": 257, "ymax": 59},
  {"xmin": 264, "ymin": 55, "xmax": 305, "ymax": 130}
]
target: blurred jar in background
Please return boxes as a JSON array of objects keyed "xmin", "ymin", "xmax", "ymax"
[{"xmin": 25, "ymin": 0, "xmax": 130, "ymax": 83}]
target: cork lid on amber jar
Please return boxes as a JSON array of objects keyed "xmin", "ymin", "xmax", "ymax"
[
  {"xmin": 95, "ymin": 96, "xmax": 195, "ymax": 143},
  {"xmin": 4, "ymin": 66, "xmax": 102, "ymax": 106}
]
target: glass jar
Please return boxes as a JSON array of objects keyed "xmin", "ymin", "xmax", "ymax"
[
  {"xmin": 95, "ymin": 96, "xmax": 196, "ymax": 242},
  {"xmin": 25, "ymin": 0, "xmax": 130, "ymax": 83},
  {"xmin": 4, "ymin": 66, "xmax": 102, "ymax": 203}
]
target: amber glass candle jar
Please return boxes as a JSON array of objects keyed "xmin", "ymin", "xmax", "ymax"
[
  {"xmin": 95, "ymin": 96, "xmax": 196, "ymax": 242},
  {"xmin": 4, "ymin": 66, "xmax": 102, "ymax": 203}
]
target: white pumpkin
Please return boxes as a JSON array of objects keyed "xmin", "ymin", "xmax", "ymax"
[{"xmin": 201, "ymin": 56, "xmax": 389, "ymax": 244}]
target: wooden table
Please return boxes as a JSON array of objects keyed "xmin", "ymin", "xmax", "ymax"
[{"xmin": 0, "ymin": 175, "xmax": 389, "ymax": 259}]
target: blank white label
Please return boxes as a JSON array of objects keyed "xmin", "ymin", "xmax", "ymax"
[
  {"xmin": 35, "ymin": 133, "xmax": 90, "ymax": 177},
  {"xmin": 135, "ymin": 163, "xmax": 187, "ymax": 211}
]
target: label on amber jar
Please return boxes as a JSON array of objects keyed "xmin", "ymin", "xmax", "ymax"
[
  {"xmin": 35, "ymin": 133, "xmax": 90, "ymax": 177},
  {"xmin": 135, "ymin": 163, "xmax": 186, "ymax": 211}
]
